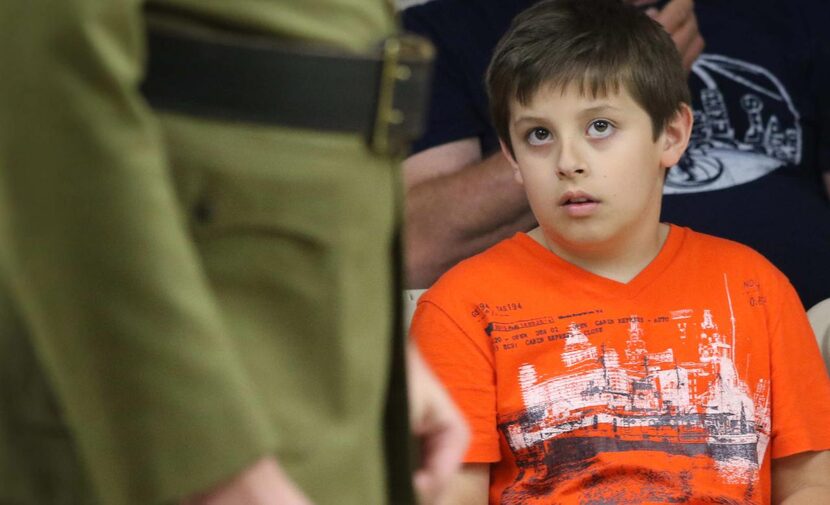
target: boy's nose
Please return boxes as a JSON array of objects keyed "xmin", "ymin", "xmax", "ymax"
[{"xmin": 555, "ymin": 141, "xmax": 588, "ymax": 179}]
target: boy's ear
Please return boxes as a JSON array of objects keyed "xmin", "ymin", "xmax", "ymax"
[
  {"xmin": 499, "ymin": 139, "xmax": 523, "ymax": 184},
  {"xmin": 659, "ymin": 103, "xmax": 694, "ymax": 168}
]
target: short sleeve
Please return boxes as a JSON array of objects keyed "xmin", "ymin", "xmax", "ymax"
[
  {"xmin": 767, "ymin": 272, "xmax": 830, "ymax": 459},
  {"xmin": 411, "ymin": 299, "xmax": 501, "ymax": 462}
]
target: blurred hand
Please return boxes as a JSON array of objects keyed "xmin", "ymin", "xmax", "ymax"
[
  {"xmin": 646, "ymin": 0, "xmax": 705, "ymax": 72},
  {"xmin": 407, "ymin": 342, "xmax": 470, "ymax": 504},
  {"xmin": 181, "ymin": 457, "xmax": 314, "ymax": 505}
]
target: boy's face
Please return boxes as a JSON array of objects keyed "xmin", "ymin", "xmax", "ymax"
[{"xmin": 502, "ymin": 83, "xmax": 690, "ymax": 256}]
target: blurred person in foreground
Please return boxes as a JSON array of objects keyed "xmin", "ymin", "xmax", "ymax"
[{"xmin": 0, "ymin": 1, "xmax": 467, "ymax": 504}]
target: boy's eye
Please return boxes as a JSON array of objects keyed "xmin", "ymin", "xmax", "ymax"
[
  {"xmin": 527, "ymin": 127, "xmax": 553, "ymax": 146},
  {"xmin": 587, "ymin": 120, "xmax": 614, "ymax": 139}
]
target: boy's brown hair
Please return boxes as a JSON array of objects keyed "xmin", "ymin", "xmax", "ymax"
[{"xmin": 486, "ymin": 0, "xmax": 691, "ymax": 154}]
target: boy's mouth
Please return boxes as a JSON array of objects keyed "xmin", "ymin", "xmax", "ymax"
[
  {"xmin": 559, "ymin": 191, "xmax": 599, "ymax": 206},
  {"xmin": 559, "ymin": 191, "xmax": 600, "ymax": 217}
]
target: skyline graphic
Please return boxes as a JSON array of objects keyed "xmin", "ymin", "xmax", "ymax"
[{"xmin": 495, "ymin": 275, "xmax": 770, "ymax": 503}]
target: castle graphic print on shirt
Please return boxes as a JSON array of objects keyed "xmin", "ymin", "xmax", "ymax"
[{"xmin": 493, "ymin": 275, "xmax": 771, "ymax": 504}]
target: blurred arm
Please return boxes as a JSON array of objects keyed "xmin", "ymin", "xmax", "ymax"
[
  {"xmin": 403, "ymin": 139, "xmax": 536, "ymax": 288},
  {"xmin": 407, "ymin": 342, "xmax": 471, "ymax": 504},
  {"xmin": 772, "ymin": 450, "xmax": 830, "ymax": 504},
  {"xmin": 435, "ymin": 463, "xmax": 490, "ymax": 505}
]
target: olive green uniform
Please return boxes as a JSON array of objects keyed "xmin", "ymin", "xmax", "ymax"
[{"xmin": 0, "ymin": 1, "xmax": 412, "ymax": 504}]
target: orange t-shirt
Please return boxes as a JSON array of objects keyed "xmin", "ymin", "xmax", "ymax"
[{"xmin": 411, "ymin": 225, "xmax": 830, "ymax": 504}]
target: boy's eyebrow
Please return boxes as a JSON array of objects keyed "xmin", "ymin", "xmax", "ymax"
[
  {"xmin": 512, "ymin": 115, "xmax": 550, "ymax": 127},
  {"xmin": 512, "ymin": 104, "xmax": 624, "ymax": 128},
  {"xmin": 581, "ymin": 104, "xmax": 622, "ymax": 115}
]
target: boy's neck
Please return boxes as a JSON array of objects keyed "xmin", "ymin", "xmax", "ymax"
[{"xmin": 529, "ymin": 222, "xmax": 671, "ymax": 284}]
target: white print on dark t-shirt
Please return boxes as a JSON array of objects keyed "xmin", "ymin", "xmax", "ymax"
[{"xmin": 665, "ymin": 54, "xmax": 801, "ymax": 194}]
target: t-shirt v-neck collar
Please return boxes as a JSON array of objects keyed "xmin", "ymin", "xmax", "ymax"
[{"xmin": 513, "ymin": 224, "xmax": 687, "ymax": 300}]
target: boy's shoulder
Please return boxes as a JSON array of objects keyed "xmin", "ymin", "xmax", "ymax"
[
  {"xmin": 672, "ymin": 225, "xmax": 794, "ymax": 295},
  {"xmin": 440, "ymin": 231, "xmax": 533, "ymax": 274},
  {"xmin": 679, "ymin": 225, "xmax": 782, "ymax": 272},
  {"xmin": 422, "ymin": 232, "xmax": 536, "ymax": 301}
]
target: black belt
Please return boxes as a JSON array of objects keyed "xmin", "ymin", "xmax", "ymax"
[{"xmin": 140, "ymin": 19, "xmax": 435, "ymax": 155}]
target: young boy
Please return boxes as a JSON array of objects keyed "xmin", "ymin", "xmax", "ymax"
[{"xmin": 409, "ymin": 0, "xmax": 830, "ymax": 503}]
